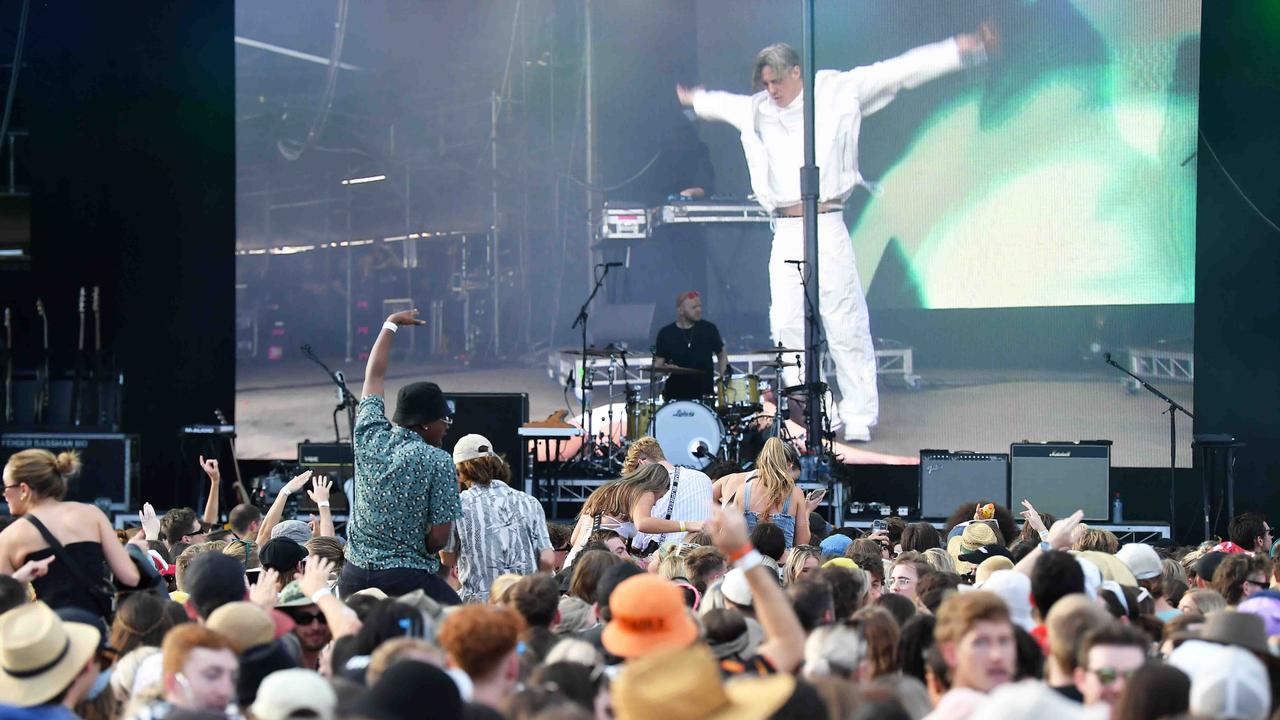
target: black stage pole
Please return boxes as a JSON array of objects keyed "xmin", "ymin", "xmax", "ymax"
[{"xmin": 800, "ymin": 0, "xmax": 823, "ymax": 452}]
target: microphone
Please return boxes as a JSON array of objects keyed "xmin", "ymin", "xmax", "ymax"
[
  {"xmin": 692, "ymin": 442, "xmax": 711, "ymax": 459},
  {"xmin": 334, "ymin": 371, "xmax": 346, "ymax": 403},
  {"xmin": 1104, "ymin": 352, "xmax": 1112, "ymax": 363},
  {"xmin": 597, "ymin": 262, "xmax": 624, "ymax": 268},
  {"xmin": 784, "ymin": 260, "xmax": 805, "ymax": 266}
]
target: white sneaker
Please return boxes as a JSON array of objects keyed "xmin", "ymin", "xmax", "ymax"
[{"xmin": 843, "ymin": 426, "xmax": 871, "ymax": 443}]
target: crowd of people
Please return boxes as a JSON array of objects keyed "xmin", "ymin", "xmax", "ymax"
[{"xmin": 2, "ymin": 311, "xmax": 1279, "ymax": 720}]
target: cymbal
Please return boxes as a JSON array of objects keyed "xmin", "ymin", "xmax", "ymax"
[
  {"xmin": 560, "ymin": 344, "xmax": 628, "ymax": 357},
  {"xmin": 757, "ymin": 360, "xmax": 801, "ymax": 370},
  {"xmin": 641, "ymin": 365, "xmax": 706, "ymax": 376},
  {"xmin": 750, "ymin": 346, "xmax": 807, "ymax": 354}
]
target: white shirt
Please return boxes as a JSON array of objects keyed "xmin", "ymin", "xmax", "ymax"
[
  {"xmin": 691, "ymin": 38, "xmax": 967, "ymax": 211},
  {"xmin": 632, "ymin": 464, "xmax": 714, "ymax": 550}
]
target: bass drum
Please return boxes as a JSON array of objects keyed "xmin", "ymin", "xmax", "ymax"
[{"xmin": 646, "ymin": 400, "xmax": 724, "ymax": 469}]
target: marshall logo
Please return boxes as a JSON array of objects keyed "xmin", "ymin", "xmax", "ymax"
[
  {"xmin": 673, "ymin": 409, "xmax": 696, "ymax": 418},
  {"xmin": 1049, "ymin": 451, "xmax": 1071, "ymax": 457}
]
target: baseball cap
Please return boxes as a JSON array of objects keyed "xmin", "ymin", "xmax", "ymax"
[
  {"xmin": 271, "ymin": 520, "xmax": 312, "ymax": 545},
  {"xmin": 982, "ymin": 570, "xmax": 1034, "ymax": 631},
  {"xmin": 602, "ymin": 575, "xmax": 698, "ymax": 659},
  {"xmin": 184, "ymin": 552, "xmax": 249, "ymax": 619},
  {"xmin": 392, "ymin": 382, "xmax": 451, "ymax": 427},
  {"xmin": 206, "ymin": 601, "xmax": 275, "ymax": 652},
  {"xmin": 1169, "ymin": 640, "xmax": 1270, "ymax": 720},
  {"xmin": 452, "ymin": 434, "xmax": 498, "ymax": 465},
  {"xmin": 719, "ymin": 568, "xmax": 752, "ymax": 608},
  {"xmin": 250, "ymin": 669, "xmax": 336, "ymax": 720},
  {"xmin": 259, "ymin": 537, "xmax": 307, "ymax": 573},
  {"xmin": 819, "ymin": 534, "xmax": 853, "ymax": 556},
  {"xmin": 1237, "ymin": 592, "xmax": 1280, "ymax": 637},
  {"xmin": 1116, "ymin": 543, "xmax": 1163, "ymax": 580}
]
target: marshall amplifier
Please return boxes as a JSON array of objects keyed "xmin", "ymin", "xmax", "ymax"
[
  {"xmin": 0, "ymin": 433, "xmax": 138, "ymax": 510},
  {"xmin": 1011, "ymin": 441, "xmax": 1111, "ymax": 521},
  {"xmin": 918, "ymin": 451, "xmax": 1009, "ymax": 520}
]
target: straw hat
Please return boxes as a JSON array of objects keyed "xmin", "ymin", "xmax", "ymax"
[
  {"xmin": 612, "ymin": 644, "xmax": 795, "ymax": 720},
  {"xmin": 0, "ymin": 601, "xmax": 101, "ymax": 707}
]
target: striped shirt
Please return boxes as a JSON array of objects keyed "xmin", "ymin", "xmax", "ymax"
[
  {"xmin": 453, "ymin": 479, "xmax": 552, "ymax": 603},
  {"xmin": 631, "ymin": 465, "xmax": 714, "ymax": 550}
]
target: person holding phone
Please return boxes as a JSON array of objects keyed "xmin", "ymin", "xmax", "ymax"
[{"xmin": 729, "ymin": 438, "xmax": 810, "ymax": 549}]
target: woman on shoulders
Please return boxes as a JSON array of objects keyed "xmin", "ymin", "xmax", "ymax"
[
  {"xmin": 564, "ymin": 464, "xmax": 703, "ymax": 566},
  {"xmin": 0, "ymin": 449, "xmax": 144, "ymax": 619},
  {"xmin": 731, "ymin": 438, "xmax": 810, "ymax": 549}
]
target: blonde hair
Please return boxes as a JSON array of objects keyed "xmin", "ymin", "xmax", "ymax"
[
  {"xmin": 622, "ymin": 437, "xmax": 666, "ymax": 474},
  {"xmin": 579, "ymin": 464, "xmax": 670, "ymax": 520},
  {"xmin": 752, "ymin": 438, "xmax": 798, "ymax": 511},
  {"xmin": 784, "ymin": 545, "xmax": 821, "ymax": 586},
  {"xmin": 921, "ymin": 548, "xmax": 957, "ymax": 575},
  {"xmin": 656, "ymin": 543, "xmax": 697, "ymax": 580},
  {"xmin": 4, "ymin": 449, "xmax": 81, "ymax": 501}
]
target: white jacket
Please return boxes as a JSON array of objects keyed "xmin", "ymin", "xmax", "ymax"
[{"xmin": 691, "ymin": 38, "xmax": 967, "ymax": 211}]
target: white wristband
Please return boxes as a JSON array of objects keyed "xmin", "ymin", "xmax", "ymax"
[
  {"xmin": 1038, "ymin": 530, "xmax": 1050, "ymax": 541},
  {"xmin": 382, "ymin": 321, "xmax": 398, "ymax": 334},
  {"xmin": 310, "ymin": 586, "xmax": 333, "ymax": 604},
  {"xmin": 735, "ymin": 549, "xmax": 764, "ymax": 572},
  {"xmin": 317, "ymin": 501, "xmax": 330, "ymax": 509}
]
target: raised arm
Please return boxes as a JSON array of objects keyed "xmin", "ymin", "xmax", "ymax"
[
  {"xmin": 198, "ymin": 456, "xmax": 221, "ymax": 527},
  {"xmin": 839, "ymin": 27, "xmax": 989, "ymax": 116},
  {"xmin": 677, "ymin": 84, "xmax": 755, "ymax": 135},
  {"xmin": 706, "ymin": 508, "xmax": 805, "ymax": 673},
  {"xmin": 362, "ymin": 309, "xmax": 426, "ymax": 399},
  {"xmin": 256, "ymin": 470, "xmax": 313, "ymax": 547},
  {"xmin": 308, "ymin": 476, "xmax": 336, "ymax": 538}
]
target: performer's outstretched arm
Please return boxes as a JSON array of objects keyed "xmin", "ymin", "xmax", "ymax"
[
  {"xmin": 677, "ymin": 83, "xmax": 755, "ymax": 135},
  {"xmin": 841, "ymin": 21, "xmax": 994, "ymax": 116}
]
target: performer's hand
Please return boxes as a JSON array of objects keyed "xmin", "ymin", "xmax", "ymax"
[
  {"xmin": 678, "ymin": 187, "xmax": 705, "ymax": 199},
  {"xmin": 675, "ymin": 84, "xmax": 703, "ymax": 108},
  {"xmin": 978, "ymin": 18, "xmax": 1001, "ymax": 58},
  {"xmin": 386, "ymin": 309, "xmax": 426, "ymax": 327}
]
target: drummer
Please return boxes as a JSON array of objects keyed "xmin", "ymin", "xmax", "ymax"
[{"xmin": 652, "ymin": 290, "xmax": 727, "ymax": 401}]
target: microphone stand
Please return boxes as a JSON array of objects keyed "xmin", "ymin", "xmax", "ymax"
[
  {"xmin": 570, "ymin": 263, "xmax": 613, "ymax": 462},
  {"xmin": 1104, "ymin": 352, "xmax": 1193, "ymax": 540},
  {"xmin": 302, "ymin": 344, "xmax": 358, "ymax": 447}
]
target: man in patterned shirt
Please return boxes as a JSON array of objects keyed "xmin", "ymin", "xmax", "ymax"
[
  {"xmin": 338, "ymin": 309, "xmax": 463, "ymax": 604},
  {"xmin": 440, "ymin": 434, "xmax": 554, "ymax": 603}
]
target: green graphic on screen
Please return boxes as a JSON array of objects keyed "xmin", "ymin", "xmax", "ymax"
[{"xmin": 851, "ymin": 2, "xmax": 1199, "ymax": 309}]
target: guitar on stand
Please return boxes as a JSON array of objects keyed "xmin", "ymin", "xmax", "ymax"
[
  {"xmin": 34, "ymin": 299, "xmax": 49, "ymax": 425},
  {"xmin": 90, "ymin": 287, "xmax": 107, "ymax": 428},
  {"xmin": 71, "ymin": 288, "xmax": 87, "ymax": 427},
  {"xmin": 214, "ymin": 408, "xmax": 253, "ymax": 507},
  {"xmin": 3, "ymin": 307, "xmax": 12, "ymax": 424}
]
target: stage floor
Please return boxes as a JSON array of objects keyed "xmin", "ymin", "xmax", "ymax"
[{"xmin": 236, "ymin": 360, "xmax": 1193, "ymax": 467}]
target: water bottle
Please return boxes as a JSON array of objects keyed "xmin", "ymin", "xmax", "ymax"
[{"xmin": 1112, "ymin": 493, "xmax": 1124, "ymax": 522}]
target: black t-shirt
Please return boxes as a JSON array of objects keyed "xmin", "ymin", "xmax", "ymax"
[{"xmin": 654, "ymin": 320, "xmax": 723, "ymax": 400}]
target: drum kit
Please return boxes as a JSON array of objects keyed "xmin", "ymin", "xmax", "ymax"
[{"xmin": 560, "ymin": 344, "xmax": 811, "ymax": 471}]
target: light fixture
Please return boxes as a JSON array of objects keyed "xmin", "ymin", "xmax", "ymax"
[{"xmin": 340, "ymin": 174, "xmax": 386, "ymax": 186}]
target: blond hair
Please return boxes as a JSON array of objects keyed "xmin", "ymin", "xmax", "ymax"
[
  {"xmin": 784, "ymin": 545, "xmax": 821, "ymax": 586},
  {"xmin": 579, "ymin": 464, "xmax": 670, "ymax": 520},
  {"xmin": 622, "ymin": 437, "xmax": 666, "ymax": 474},
  {"xmin": 752, "ymin": 438, "xmax": 798, "ymax": 511},
  {"xmin": 4, "ymin": 448, "xmax": 81, "ymax": 500}
]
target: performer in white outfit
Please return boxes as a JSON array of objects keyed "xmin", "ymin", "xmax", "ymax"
[{"xmin": 677, "ymin": 27, "xmax": 993, "ymax": 441}]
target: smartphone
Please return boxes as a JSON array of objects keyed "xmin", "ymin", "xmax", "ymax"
[{"xmin": 872, "ymin": 519, "xmax": 888, "ymax": 531}]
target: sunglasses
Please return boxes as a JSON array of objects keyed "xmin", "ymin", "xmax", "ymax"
[
  {"xmin": 289, "ymin": 610, "xmax": 327, "ymax": 626},
  {"xmin": 1091, "ymin": 667, "xmax": 1135, "ymax": 686}
]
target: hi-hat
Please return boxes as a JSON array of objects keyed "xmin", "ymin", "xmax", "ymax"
[
  {"xmin": 750, "ymin": 346, "xmax": 806, "ymax": 354},
  {"xmin": 561, "ymin": 344, "xmax": 628, "ymax": 357},
  {"xmin": 758, "ymin": 360, "xmax": 800, "ymax": 370}
]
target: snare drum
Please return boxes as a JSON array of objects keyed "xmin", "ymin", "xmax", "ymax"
[
  {"xmin": 646, "ymin": 400, "xmax": 724, "ymax": 468},
  {"xmin": 717, "ymin": 374, "xmax": 761, "ymax": 411}
]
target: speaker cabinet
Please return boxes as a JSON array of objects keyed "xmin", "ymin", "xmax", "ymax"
[
  {"xmin": 919, "ymin": 451, "xmax": 1009, "ymax": 520},
  {"xmin": 1010, "ymin": 442, "xmax": 1111, "ymax": 521},
  {"xmin": 443, "ymin": 393, "xmax": 529, "ymax": 491}
]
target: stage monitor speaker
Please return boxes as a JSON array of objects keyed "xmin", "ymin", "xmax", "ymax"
[
  {"xmin": 0, "ymin": 432, "xmax": 138, "ymax": 510},
  {"xmin": 919, "ymin": 451, "xmax": 1009, "ymax": 520},
  {"xmin": 1011, "ymin": 442, "xmax": 1111, "ymax": 521},
  {"xmin": 443, "ymin": 393, "xmax": 529, "ymax": 491}
]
